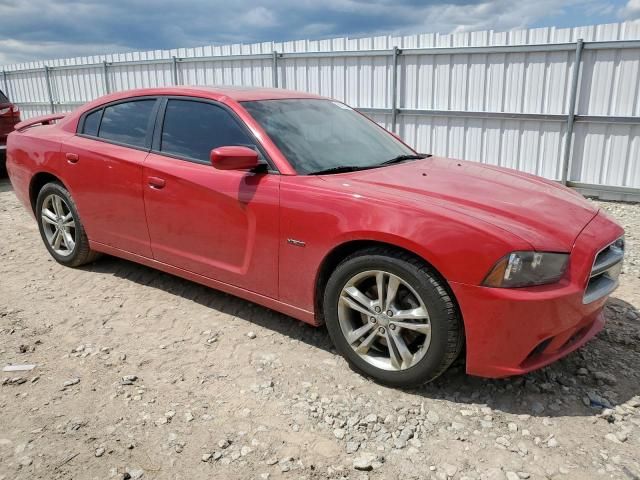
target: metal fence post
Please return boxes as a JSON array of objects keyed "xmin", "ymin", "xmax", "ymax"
[
  {"xmin": 2, "ymin": 70, "xmax": 9, "ymax": 98},
  {"xmin": 5, "ymin": 70, "xmax": 14, "ymax": 102},
  {"xmin": 172, "ymin": 56, "xmax": 179, "ymax": 85},
  {"xmin": 43, "ymin": 66, "xmax": 55, "ymax": 114},
  {"xmin": 391, "ymin": 46, "xmax": 401, "ymax": 133},
  {"xmin": 272, "ymin": 51, "xmax": 279, "ymax": 88},
  {"xmin": 561, "ymin": 39, "xmax": 584, "ymax": 185},
  {"xmin": 103, "ymin": 61, "xmax": 110, "ymax": 94}
]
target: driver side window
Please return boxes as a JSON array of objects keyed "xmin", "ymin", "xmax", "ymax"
[{"xmin": 160, "ymin": 100, "xmax": 258, "ymax": 164}]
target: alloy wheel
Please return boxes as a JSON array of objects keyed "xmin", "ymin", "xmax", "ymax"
[
  {"xmin": 40, "ymin": 193, "xmax": 77, "ymax": 257},
  {"xmin": 337, "ymin": 269, "xmax": 432, "ymax": 371}
]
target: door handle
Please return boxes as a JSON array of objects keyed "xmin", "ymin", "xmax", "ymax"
[
  {"xmin": 148, "ymin": 176, "xmax": 166, "ymax": 189},
  {"xmin": 65, "ymin": 152, "xmax": 79, "ymax": 163}
]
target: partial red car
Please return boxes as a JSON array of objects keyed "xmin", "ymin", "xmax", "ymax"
[
  {"xmin": 6, "ymin": 87, "xmax": 624, "ymax": 386},
  {"xmin": 0, "ymin": 88, "xmax": 21, "ymax": 174}
]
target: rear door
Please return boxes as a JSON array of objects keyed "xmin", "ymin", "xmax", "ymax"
[
  {"xmin": 142, "ymin": 98, "xmax": 280, "ymax": 298},
  {"xmin": 62, "ymin": 98, "xmax": 159, "ymax": 257}
]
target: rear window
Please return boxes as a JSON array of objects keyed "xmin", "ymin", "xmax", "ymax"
[
  {"xmin": 98, "ymin": 100, "xmax": 156, "ymax": 148},
  {"xmin": 0, "ymin": 89, "xmax": 9, "ymax": 104},
  {"xmin": 82, "ymin": 110, "xmax": 102, "ymax": 136}
]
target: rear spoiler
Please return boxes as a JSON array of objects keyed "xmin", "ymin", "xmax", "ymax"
[{"xmin": 14, "ymin": 113, "xmax": 66, "ymax": 132}]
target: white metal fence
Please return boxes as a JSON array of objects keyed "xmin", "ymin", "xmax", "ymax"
[{"xmin": 2, "ymin": 22, "xmax": 640, "ymax": 199}]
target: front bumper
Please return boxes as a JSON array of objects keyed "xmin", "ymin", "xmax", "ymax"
[{"xmin": 451, "ymin": 210, "xmax": 624, "ymax": 378}]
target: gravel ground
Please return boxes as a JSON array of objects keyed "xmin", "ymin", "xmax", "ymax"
[{"xmin": 0, "ymin": 177, "xmax": 639, "ymax": 480}]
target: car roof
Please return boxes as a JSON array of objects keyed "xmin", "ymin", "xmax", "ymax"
[
  {"xmin": 56, "ymin": 86, "xmax": 328, "ymax": 134},
  {"xmin": 93, "ymin": 86, "xmax": 324, "ymax": 103},
  {"xmin": 195, "ymin": 86, "xmax": 323, "ymax": 101}
]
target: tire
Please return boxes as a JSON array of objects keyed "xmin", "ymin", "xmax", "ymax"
[
  {"xmin": 35, "ymin": 182, "xmax": 100, "ymax": 267},
  {"xmin": 323, "ymin": 247, "xmax": 463, "ymax": 387}
]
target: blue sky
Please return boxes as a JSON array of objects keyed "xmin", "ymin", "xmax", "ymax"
[{"xmin": 1, "ymin": 0, "xmax": 639, "ymax": 65}]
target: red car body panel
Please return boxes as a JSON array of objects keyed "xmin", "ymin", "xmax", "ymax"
[
  {"xmin": 142, "ymin": 152, "xmax": 280, "ymax": 298},
  {"xmin": 62, "ymin": 136, "xmax": 153, "ymax": 257},
  {"xmin": 276, "ymin": 172, "xmax": 532, "ymax": 311},
  {"xmin": 452, "ymin": 210, "xmax": 621, "ymax": 376},
  {"xmin": 6, "ymin": 86, "xmax": 624, "ymax": 378}
]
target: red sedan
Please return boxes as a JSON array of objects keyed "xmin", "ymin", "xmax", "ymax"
[
  {"xmin": 6, "ymin": 87, "xmax": 624, "ymax": 386},
  {"xmin": 1, "ymin": 88, "xmax": 21, "ymax": 174}
]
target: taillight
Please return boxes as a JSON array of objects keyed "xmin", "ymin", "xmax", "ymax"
[{"xmin": 1, "ymin": 105, "xmax": 20, "ymax": 119}]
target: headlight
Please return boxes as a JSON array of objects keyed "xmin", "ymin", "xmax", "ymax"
[{"xmin": 483, "ymin": 252, "xmax": 569, "ymax": 288}]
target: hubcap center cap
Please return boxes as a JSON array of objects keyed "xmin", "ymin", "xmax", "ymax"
[{"xmin": 376, "ymin": 315, "xmax": 390, "ymax": 327}]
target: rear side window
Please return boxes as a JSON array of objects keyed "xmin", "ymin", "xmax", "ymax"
[
  {"xmin": 160, "ymin": 100, "xmax": 256, "ymax": 163},
  {"xmin": 98, "ymin": 100, "xmax": 156, "ymax": 148},
  {"xmin": 82, "ymin": 110, "xmax": 102, "ymax": 136},
  {"xmin": 0, "ymin": 89, "xmax": 9, "ymax": 104}
]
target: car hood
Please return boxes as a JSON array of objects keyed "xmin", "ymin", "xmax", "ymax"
[{"xmin": 319, "ymin": 157, "xmax": 599, "ymax": 251}]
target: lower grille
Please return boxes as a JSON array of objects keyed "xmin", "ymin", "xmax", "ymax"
[
  {"xmin": 583, "ymin": 237, "xmax": 624, "ymax": 304},
  {"xmin": 522, "ymin": 338, "xmax": 553, "ymax": 364}
]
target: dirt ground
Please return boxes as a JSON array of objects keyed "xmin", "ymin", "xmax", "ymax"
[{"xmin": 1, "ymin": 176, "xmax": 639, "ymax": 480}]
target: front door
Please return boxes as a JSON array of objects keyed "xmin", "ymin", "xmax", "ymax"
[{"xmin": 142, "ymin": 98, "xmax": 280, "ymax": 298}]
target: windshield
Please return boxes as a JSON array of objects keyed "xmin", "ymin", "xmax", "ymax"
[
  {"xmin": 0, "ymin": 89, "xmax": 10, "ymax": 105},
  {"xmin": 241, "ymin": 99, "xmax": 415, "ymax": 174}
]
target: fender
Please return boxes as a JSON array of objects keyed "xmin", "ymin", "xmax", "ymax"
[{"xmin": 278, "ymin": 174, "xmax": 532, "ymax": 313}]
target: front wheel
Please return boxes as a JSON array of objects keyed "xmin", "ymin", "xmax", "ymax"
[
  {"xmin": 323, "ymin": 247, "xmax": 463, "ymax": 387},
  {"xmin": 36, "ymin": 182, "xmax": 100, "ymax": 267}
]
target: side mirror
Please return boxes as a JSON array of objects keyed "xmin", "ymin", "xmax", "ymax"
[{"xmin": 210, "ymin": 146, "xmax": 260, "ymax": 170}]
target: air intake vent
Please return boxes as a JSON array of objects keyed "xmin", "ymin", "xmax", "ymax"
[{"xmin": 583, "ymin": 237, "xmax": 624, "ymax": 304}]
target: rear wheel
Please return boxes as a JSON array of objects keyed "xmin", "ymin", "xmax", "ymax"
[
  {"xmin": 36, "ymin": 182, "xmax": 99, "ymax": 267},
  {"xmin": 323, "ymin": 247, "xmax": 463, "ymax": 386}
]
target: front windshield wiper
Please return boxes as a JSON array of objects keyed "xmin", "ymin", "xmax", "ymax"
[
  {"xmin": 379, "ymin": 153, "xmax": 431, "ymax": 166},
  {"xmin": 309, "ymin": 153, "xmax": 432, "ymax": 175},
  {"xmin": 308, "ymin": 165, "xmax": 380, "ymax": 175}
]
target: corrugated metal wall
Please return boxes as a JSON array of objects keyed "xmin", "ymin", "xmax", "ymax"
[{"xmin": 2, "ymin": 22, "xmax": 639, "ymax": 196}]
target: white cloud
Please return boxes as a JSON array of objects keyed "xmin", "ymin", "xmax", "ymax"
[
  {"xmin": 299, "ymin": 23, "xmax": 336, "ymax": 36},
  {"xmin": 242, "ymin": 7, "xmax": 278, "ymax": 28},
  {"xmin": 389, "ymin": 0, "xmax": 598, "ymax": 34},
  {"xmin": 0, "ymin": 0, "xmax": 634, "ymax": 67},
  {"xmin": 619, "ymin": 0, "xmax": 640, "ymax": 20},
  {"xmin": 0, "ymin": 39, "xmax": 131, "ymax": 67}
]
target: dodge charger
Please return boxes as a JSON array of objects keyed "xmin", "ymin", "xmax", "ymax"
[{"xmin": 6, "ymin": 87, "xmax": 625, "ymax": 386}]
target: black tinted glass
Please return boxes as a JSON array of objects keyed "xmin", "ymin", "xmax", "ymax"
[
  {"xmin": 98, "ymin": 100, "xmax": 155, "ymax": 148},
  {"xmin": 161, "ymin": 100, "xmax": 255, "ymax": 162},
  {"xmin": 0, "ymin": 90, "xmax": 9, "ymax": 104},
  {"xmin": 82, "ymin": 110, "xmax": 102, "ymax": 136}
]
